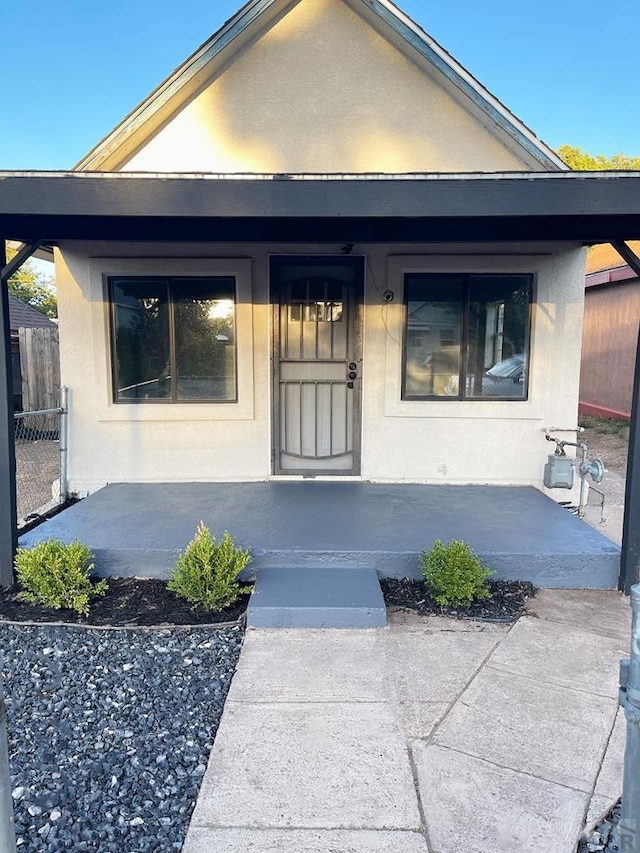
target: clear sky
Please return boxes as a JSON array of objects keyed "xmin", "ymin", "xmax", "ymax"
[{"xmin": 2, "ymin": 0, "xmax": 638, "ymax": 170}]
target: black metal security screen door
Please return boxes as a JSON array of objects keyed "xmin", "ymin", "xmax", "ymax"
[{"xmin": 272, "ymin": 256, "xmax": 363, "ymax": 475}]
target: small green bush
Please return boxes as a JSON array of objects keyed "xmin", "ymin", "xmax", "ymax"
[
  {"xmin": 168, "ymin": 522, "xmax": 252, "ymax": 611},
  {"xmin": 420, "ymin": 539, "xmax": 493, "ymax": 607},
  {"xmin": 15, "ymin": 538, "xmax": 107, "ymax": 616}
]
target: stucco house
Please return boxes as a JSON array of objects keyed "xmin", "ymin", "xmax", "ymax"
[
  {"xmin": 580, "ymin": 241, "xmax": 640, "ymax": 421},
  {"xmin": 3, "ymin": 0, "xmax": 640, "ymax": 592},
  {"xmin": 54, "ymin": 0, "xmax": 579, "ymax": 493}
]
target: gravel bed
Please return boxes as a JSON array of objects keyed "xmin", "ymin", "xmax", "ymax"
[
  {"xmin": 580, "ymin": 802, "xmax": 622, "ymax": 852},
  {"xmin": 2, "ymin": 623, "xmax": 244, "ymax": 851}
]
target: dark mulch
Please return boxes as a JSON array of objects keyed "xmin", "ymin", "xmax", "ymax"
[
  {"xmin": 380, "ymin": 577, "xmax": 537, "ymax": 622},
  {"xmin": 0, "ymin": 578, "xmax": 250, "ymax": 626},
  {"xmin": 0, "ymin": 575, "xmax": 533, "ymax": 627}
]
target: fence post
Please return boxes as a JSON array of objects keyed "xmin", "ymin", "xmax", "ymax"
[
  {"xmin": 59, "ymin": 386, "xmax": 68, "ymax": 502},
  {"xmin": 620, "ymin": 325, "xmax": 640, "ymax": 592},
  {"xmin": 0, "ymin": 660, "xmax": 16, "ymax": 853},
  {"xmin": 0, "ymin": 239, "xmax": 18, "ymax": 587},
  {"xmin": 620, "ymin": 583, "xmax": 640, "ymax": 851}
]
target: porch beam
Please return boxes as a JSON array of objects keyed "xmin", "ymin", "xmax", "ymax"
[
  {"xmin": 0, "ymin": 239, "xmax": 17, "ymax": 587},
  {"xmin": 2, "ymin": 172, "xmax": 640, "ymax": 245},
  {"xmin": 1, "ymin": 171, "xmax": 640, "ymax": 222},
  {"xmin": 1, "ymin": 240, "xmax": 44, "ymax": 281},
  {"xmin": 3, "ymin": 213, "xmax": 640, "ymax": 246},
  {"xmin": 612, "ymin": 241, "xmax": 640, "ymax": 278}
]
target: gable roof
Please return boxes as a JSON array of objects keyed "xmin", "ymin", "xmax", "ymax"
[
  {"xmin": 75, "ymin": 0, "xmax": 566, "ymax": 173},
  {"xmin": 8, "ymin": 294, "xmax": 57, "ymax": 333}
]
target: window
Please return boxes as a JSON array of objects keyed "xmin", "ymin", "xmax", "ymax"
[
  {"xmin": 403, "ymin": 273, "xmax": 532, "ymax": 400},
  {"xmin": 288, "ymin": 278, "xmax": 343, "ymax": 324},
  {"xmin": 110, "ymin": 276, "xmax": 237, "ymax": 403}
]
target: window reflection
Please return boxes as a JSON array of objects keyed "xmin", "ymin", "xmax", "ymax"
[
  {"xmin": 111, "ymin": 277, "xmax": 237, "ymax": 403},
  {"xmin": 404, "ymin": 277, "xmax": 463, "ymax": 397},
  {"xmin": 403, "ymin": 274, "xmax": 531, "ymax": 400},
  {"xmin": 112, "ymin": 280, "xmax": 170, "ymax": 399}
]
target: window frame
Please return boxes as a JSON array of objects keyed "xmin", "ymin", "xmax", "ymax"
[
  {"xmin": 402, "ymin": 272, "xmax": 533, "ymax": 402},
  {"xmin": 108, "ymin": 274, "xmax": 238, "ymax": 405}
]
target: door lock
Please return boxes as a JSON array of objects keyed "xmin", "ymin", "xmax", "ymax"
[{"xmin": 348, "ymin": 371, "xmax": 357, "ymax": 380}]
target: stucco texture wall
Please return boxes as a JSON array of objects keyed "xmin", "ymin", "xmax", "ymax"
[
  {"xmin": 55, "ymin": 248, "xmax": 272, "ymax": 495},
  {"xmin": 120, "ymin": 0, "xmax": 528, "ymax": 174},
  {"xmin": 56, "ymin": 242, "xmax": 585, "ymax": 497},
  {"xmin": 361, "ymin": 247, "xmax": 586, "ymax": 492}
]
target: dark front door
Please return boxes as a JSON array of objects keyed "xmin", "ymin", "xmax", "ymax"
[{"xmin": 272, "ymin": 256, "xmax": 363, "ymax": 475}]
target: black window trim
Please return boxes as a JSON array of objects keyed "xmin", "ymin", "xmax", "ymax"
[
  {"xmin": 402, "ymin": 272, "xmax": 534, "ymax": 402},
  {"xmin": 108, "ymin": 274, "xmax": 238, "ymax": 405}
]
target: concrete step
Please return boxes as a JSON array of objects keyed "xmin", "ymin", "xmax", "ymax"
[{"xmin": 246, "ymin": 566, "xmax": 387, "ymax": 628}]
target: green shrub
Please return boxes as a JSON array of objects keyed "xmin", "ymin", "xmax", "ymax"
[
  {"xmin": 420, "ymin": 539, "xmax": 493, "ymax": 607},
  {"xmin": 14, "ymin": 538, "xmax": 107, "ymax": 616},
  {"xmin": 168, "ymin": 522, "xmax": 252, "ymax": 611}
]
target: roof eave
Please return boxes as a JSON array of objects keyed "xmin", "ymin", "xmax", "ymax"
[
  {"xmin": 1, "ymin": 171, "xmax": 639, "ymax": 246},
  {"xmin": 73, "ymin": 0, "xmax": 285, "ymax": 172},
  {"xmin": 356, "ymin": 0, "xmax": 566, "ymax": 172}
]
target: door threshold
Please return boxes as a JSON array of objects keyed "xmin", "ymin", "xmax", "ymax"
[{"xmin": 268, "ymin": 475, "xmax": 364, "ymax": 482}]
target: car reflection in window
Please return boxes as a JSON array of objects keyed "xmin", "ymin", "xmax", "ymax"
[{"xmin": 444, "ymin": 354, "xmax": 526, "ymax": 398}]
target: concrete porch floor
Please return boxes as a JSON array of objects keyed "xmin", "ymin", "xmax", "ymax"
[{"xmin": 19, "ymin": 482, "xmax": 621, "ymax": 588}]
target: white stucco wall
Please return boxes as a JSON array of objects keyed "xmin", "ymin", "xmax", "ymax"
[
  {"xmin": 361, "ymin": 248, "xmax": 586, "ymax": 492},
  {"xmin": 58, "ymin": 0, "xmax": 578, "ymax": 497},
  {"xmin": 56, "ymin": 249, "xmax": 270, "ymax": 494},
  {"xmin": 56, "ymin": 242, "xmax": 585, "ymax": 498},
  {"xmin": 119, "ymin": 0, "xmax": 529, "ymax": 174}
]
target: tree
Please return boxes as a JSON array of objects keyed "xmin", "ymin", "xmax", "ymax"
[
  {"xmin": 4, "ymin": 243, "xmax": 57, "ymax": 318},
  {"xmin": 558, "ymin": 145, "xmax": 640, "ymax": 171}
]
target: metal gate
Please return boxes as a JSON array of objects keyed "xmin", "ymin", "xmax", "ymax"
[
  {"xmin": 14, "ymin": 386, "xmax": 68, "ymax": 526},
  {"xmin": 272, "ymin": 257, "xmax": 363, "ymax": 476}
]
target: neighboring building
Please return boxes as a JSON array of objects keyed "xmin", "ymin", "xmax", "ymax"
[
  {"xmin": 580, "ymin": 241, "xmax": 640, "ymax": 421},
  {"xmin": 8, "ymin": 294, "xmax": 57, "ymax": 412},
  {"xmin": 10, "ymin": 0, "xmax": 595, "ymax": 497}
]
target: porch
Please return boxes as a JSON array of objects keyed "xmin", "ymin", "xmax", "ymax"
[
  {"xmin": 19, "ymin": 481, "xmax": 620, "ymax": 589},
  {"xmin": 3, "ymin": 170, "xmax": 640, "ymax": 593}
]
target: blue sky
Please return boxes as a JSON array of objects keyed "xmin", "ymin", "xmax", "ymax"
[{"xmin": 2, "ymin": 0, "xmax": 639, "ymax": 170}]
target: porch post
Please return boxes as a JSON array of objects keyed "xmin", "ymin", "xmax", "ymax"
[
  {"xmin": 620, "ymin": 324, "xmax": 640, "ymax": 594},
  {"xmin": 0, "ymin": 240, "xmax": 17, "ymax": 587}
]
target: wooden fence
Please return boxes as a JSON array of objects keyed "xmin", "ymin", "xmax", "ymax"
[
  {"xmin": 17, "ymin": 327, "xmax": 60, "ymax": 430},
  {"xmin": 580, "ymin": 278, "xmax": 640, "ymax": 421}
]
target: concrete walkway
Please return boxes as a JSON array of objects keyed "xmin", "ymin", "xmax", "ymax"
[{"xmin": 182, "ymin": 590, "xmax": 631, "ymax": 853}]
